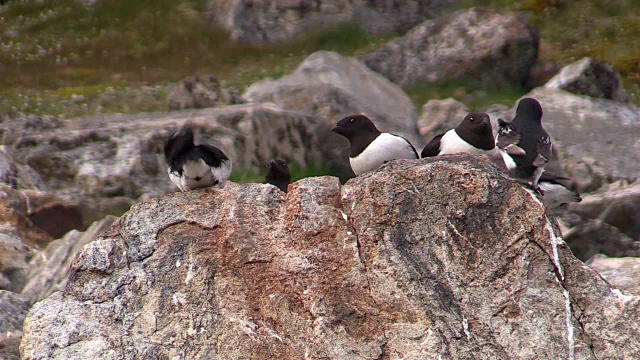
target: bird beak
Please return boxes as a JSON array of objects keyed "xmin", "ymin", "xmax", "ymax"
[{"xmin": 481, "ymin": 117, "xmax": 489, "ymax": 125}]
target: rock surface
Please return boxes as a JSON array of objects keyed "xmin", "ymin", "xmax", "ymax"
[
  {"xmin": 362, "ymin": 7, "xmax": 539, "ymax": 87},
  {"xmin": 0, "ymin": 290, "xmax": 30, "ymax": 360},
  {"xmin": 203, "ymin": 0, "xmax": 456, "ymax": 44},
  {"xmin": 0, "ymin": 184, "xmax": 52, "ymax": 292},
  {"xmin": 588, "ymin": 255, "xmax": 640, "ymax": 295},
  {"xmin": 564, "ymin": 219, "xmax": 640, "ymax": 261},
  {"xmin": 21, "ymin": 216, "xmax": 117, "ymax": 304},
  {"xmin": 0, "ymin": 146, "xmax": 18, "ymax": 188},
  {"xmin": 167, "ymin": 75, "xmax": 244, "ymax": 110},
  {"xmin": 7, "ymin": 104, "xmax": 321, "ymax": 223},
  {"xmin": 417, "ymin": 98, "xmax": 468, "ymax": 140},
  {"xmin": 244, "ymin": 51, "xmax": 420, "ymax": 178},
  {"xmin": 21, "ymin": 155, "xmax": 640, "ymax": 359},
  {"xmin": 569, "ymin": 183, "xmax": 640, "ymax": 240},
  {"xmin": 544, "ymin": 57, "xmax": 628, "ymax": 102}
]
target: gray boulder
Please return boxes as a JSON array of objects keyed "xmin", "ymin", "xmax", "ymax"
[
  {"xmin": 362, "ymin": 7, "xmax": 539, "ymax": 88},
  {"xmin": 167, "ymin": 75, "xmax": 244, "ymax": 110},
  {"xmin": 0, "ymin": 290, "xmax": 30, "ymax": 360},
  {"xmin": 564, "ymin": 219, "xmax": 640, "ymax": 261},
  {"xmin": 21, "ymin": 216, "xmax": 117, "ymax": 304},
  {"xmin": 0, "ymin": 146, "xmax": 17, "ymax": 188},
  {"xmin": 0, "ymin": 184, "xmax": 53, "ymax": 292},
  {"xmin": 588, "ymin": 255, "xmax": 640, "ymax": 295},
  {"xmin": 544, "ymin": 57, "xmax": 628, "ymax": 102},
  {"xmin": 570, "ymin": 183, "xmax": 640, "ymax": 240},
  {"xmin": 8, "ymin": 104, "xmax": 322, "ymax": 223},
  {"xmin": 417, "ymin": 98, "xmax": 468, "ymax": 141},
  {"xmin": 203, "ymin": 0, "xmax": 456, "ymax": 45},
  {"xmin": 244, "ymin": 50, "xmax": 419, "ymax": 178},
  {"xmin": 20, "ymin": 155, "xmax": 640, "ymax": 359}
]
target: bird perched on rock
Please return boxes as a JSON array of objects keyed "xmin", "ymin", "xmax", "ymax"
[
  {"xmin": 331, "ymin": 114, "xmax": 418, "ymax": 176},
  {"xmin": 265, "ymin": 159, "xmax": 291, "ymax": 193},
  {"xmin": 164, "ymin": 124, "xmax": 232, "ymax": 191},
  {"xmin": 421, "ymin": 112, "xmax": 499, "ymax": 158},
  {"xmin": 495, "ymin": 98, "xmax": 551, "ymax": 191},
  {"xmin": 538, "ymin": 171, "xmax": 582, "ymax": 209}
]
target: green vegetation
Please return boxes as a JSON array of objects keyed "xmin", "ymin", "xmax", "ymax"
[
  {"xmin": 230, "ymin": 162, "xmax": 332, "ymax": 185},
  {"xmin": 1, "ymin": 0, "xmax": 638, "ymax": 117}
]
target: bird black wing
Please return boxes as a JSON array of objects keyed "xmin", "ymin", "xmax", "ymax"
[
  {"xmin": 195, "ymin": 144, "xmax": 228, "ymax": 167},
  {"xmin": 496, "ymin": 119, "xmax": 525, "ymax": 156},
  {"xmin": 533, "ymin": 135, "xmax": 552, "ymax": 168},
  {"xmin": 420, "ymin": 133, "xmax": 444, "ymax": 158}
]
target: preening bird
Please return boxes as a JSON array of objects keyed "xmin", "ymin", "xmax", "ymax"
[
  {"xmin": 164, "ymin": 124, "xmax": 232, "ymax": 191},
  {"xmin": 331, "ymin": 114, "xmax": 418, "ymax": 176},
  {"xmin": 421, "ymin": 112, "xmax": 499, "ymax": 158},
  {"xmin": 495, "ymin": 98, "xmax": 551, "ymax": 191},
  {"xmin": 265, "ymin": 159, "xmax": 291, "ymax": 193}
]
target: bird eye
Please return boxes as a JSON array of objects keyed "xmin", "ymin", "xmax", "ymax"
[
  {"xmin": 469, "ymin": 117, "xmax": 474, "ymax": 122},
  {"xmin": 349, "ymin": 118, "xmax": 355, "ymax": 123}
]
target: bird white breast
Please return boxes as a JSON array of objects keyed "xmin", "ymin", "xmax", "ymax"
[
  {"xmin": 499, "ymin": 150, "xmax": 518, "ymax": 170},
  {"xmin": 350, "ymin": 133, "xmax": 417, "ymax": 175},
  {"xmin": 168, "ymin": 158, "xmax": 233, "ymax": 191},
  {"xmin": 438, "ymin": 130, "xmax": 499, "ymax": 157}
]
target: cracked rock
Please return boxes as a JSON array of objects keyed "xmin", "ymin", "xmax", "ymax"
[{"xmin": 20, "ymin": 155, "xmax": 640, "ymax": 359}]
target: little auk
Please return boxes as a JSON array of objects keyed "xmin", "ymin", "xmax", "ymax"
[
  {"xmin": 421, "ymin": 112, "xmax": 499, "ymax": 158},
  {"xmin": 495, "ymin": 98, "xmax": 551, "ymax": 192},
  {"xmin": 164, "ymin": 124, "xmax": 232, "ymax": 191},
  {"xmin": 331, "ymin": 114, "xmax": 418, "ymax": 176}
]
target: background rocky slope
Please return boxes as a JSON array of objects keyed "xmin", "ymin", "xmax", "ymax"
[{"xmin": 1, "ymin": 1, "xmax": 640, "ymax": 359}]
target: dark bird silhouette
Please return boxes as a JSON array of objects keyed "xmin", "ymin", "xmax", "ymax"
[{"xmin": 265, "ymin": 159, "xmax": 291, "ymax": 193}]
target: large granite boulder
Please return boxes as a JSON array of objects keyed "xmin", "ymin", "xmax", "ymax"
[
  {"xmin": 21, "ymin": 216, "xmax": 117, "ymax": 304},
  {"xmin": 20, "ymin": 155, "xmax": 640, "ymax": 359},
  {"xmin": 7, "ymin": 104, "xmax": 322, "ymax": 223},
  {"xmin": 244, "ymin": 50, "xmax": 420, "ymax": 178},
  {"xmin": 203, "ymin": 0, "xmax": 456, "ymax": 44},
  {"xmin": 544, "ymin": 57, "xmax": 628, "ymax": 102},
  {"xmin": 362, "ymin": 7, "xmax": 539, "ymax": 88}
]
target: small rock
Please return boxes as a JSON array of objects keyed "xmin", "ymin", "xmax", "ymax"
[
  {"xmin": 588, "ymin": 255, "xmax": 640, "ymax": 295},
  {"xmin": 564, "ymin": 219, "xmax": 640, "ymax": 261},
  {"xmin": 570, "ymin": 183, "xmax": 640, "ymax": 240},
  {"xmin": 417, "ymin": 98, "xmax": 468, "ymax": 140},
  {"xmin": 544, "ymin": 57, "xmax": 628, "ymax": 102},
  {"xmin": 0, "ymin": 290, "xmax": 29, "ymax": 360},
  {"xmin": 167, "ymin": 75, "xmax": 244, "ymax": 111}
]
